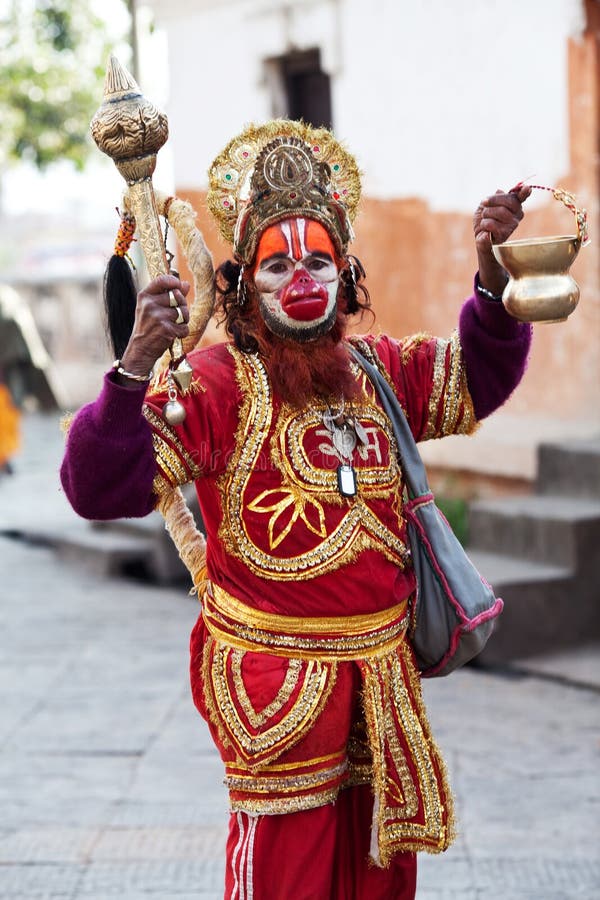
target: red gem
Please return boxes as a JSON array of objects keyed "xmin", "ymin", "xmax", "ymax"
[
  {"xmin": 223, "ymin": 200, "xmax": 230, "ymax": 207},
  {"xmin": 333, "ymin": 192, "xmax": 340, "ymax": 199},
  {"xmin": 242, "ymin": 151, "xmax": 249, "ymax": 158},
  {"xmin": 313, "ymin": 146, "xmax": 320, "ymax": 152},
  {"xmin": 290, "ymin": 192, "xmax": 297, "ymax": 199}
]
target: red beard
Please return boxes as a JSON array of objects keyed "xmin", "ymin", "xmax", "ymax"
[{"xmin": 248, "ymin": 304, "xmax": 360, "ymax": 408}]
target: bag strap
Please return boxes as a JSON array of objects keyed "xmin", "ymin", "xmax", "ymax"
[{"xmin": 349, "ymin": 345, "xmax": 431, "ymax": 500}]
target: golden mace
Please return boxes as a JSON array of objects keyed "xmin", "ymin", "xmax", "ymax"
[{"xmin": 90, "ymin": 55, "xmax": 192, "ymax": 423}]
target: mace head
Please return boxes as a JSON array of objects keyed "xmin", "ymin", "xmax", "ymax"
[{"xmin": 90, "ymin": 55, "xmax": 169, "ymax": 183}]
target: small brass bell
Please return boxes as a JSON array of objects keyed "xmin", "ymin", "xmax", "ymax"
[
  {"xmin": 492, "ymin": 186, "xmax": 588, "ymax": 324},
  {"xmin": 162, "ymin": 374, "xmax": 187, "ymax": 425},
  {"xmin": 163, "ymin": 398, "xmax": 187, "ymax": 426}
]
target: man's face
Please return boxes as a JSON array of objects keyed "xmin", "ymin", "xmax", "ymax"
[{"xmin": 252, "ymin": 217, "xmax": 340, "ymax": 342}]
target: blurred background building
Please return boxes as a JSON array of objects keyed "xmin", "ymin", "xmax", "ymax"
[
  {"xmin": 1, "ymin": 0, "xmax": 598, "ymax": 495},
  {"xmin": 144, "ymin": 0, "xmax": 600, "ymax": 492}
]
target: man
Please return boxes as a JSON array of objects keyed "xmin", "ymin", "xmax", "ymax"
[{"xmin": 61, "ymin": 120, "xmax": 531, "ymax": 899}]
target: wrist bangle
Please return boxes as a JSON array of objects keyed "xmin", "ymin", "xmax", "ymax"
[
  {"xmin": 112, "ymin": 359, "xmax": 153, "ymax": 382},
  {"xmin": 476, "ymin": 276, "xmax": 505, "ymax": 302}
]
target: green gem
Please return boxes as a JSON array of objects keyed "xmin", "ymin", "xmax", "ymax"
[
  {"xmin": 225, "ymin": 173, "xmax": 232, "ymax": 181},
  {"xmin": 333, "ymin": 164, "xmax": 340, "ymax": 171}
]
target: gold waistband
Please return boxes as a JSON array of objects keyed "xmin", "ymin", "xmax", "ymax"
[{"xmin": 202, "ymin": 583, "xmax": 409, "ymax": 661}]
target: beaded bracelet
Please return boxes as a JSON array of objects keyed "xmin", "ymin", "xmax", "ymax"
[
  {"xmin": 112, "ymin": 359, "xmax": 153, "ymax": 382},
  {"xmin": 475, "ymin": 276, "xmax": 504, "ymax": 303},
  {"xmin": 114, "ymin": 210, "xmax": 136, "ymax": 259}
]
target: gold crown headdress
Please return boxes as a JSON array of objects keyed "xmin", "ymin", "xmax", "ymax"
[{"xmin": 207, "ymin": 120, "xmax": 361, "ymax": 265}]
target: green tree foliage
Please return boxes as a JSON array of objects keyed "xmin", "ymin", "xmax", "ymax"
[{"xmin": 0, "ymin": 1, "xmax": 116, "ymax": 171}]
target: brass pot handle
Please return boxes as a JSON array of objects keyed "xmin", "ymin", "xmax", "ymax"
[{"xmin": 520, "ymin": 184, "xmax": 589, "ymax": 246}]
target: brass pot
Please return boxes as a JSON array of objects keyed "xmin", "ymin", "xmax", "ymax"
[{"xmin": 492, "ymin": 234, "xmax": 581, "ymax": 324}]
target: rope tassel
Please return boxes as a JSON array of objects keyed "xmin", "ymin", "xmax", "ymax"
[{"xmin": 104, "ymin": 210, "xmax": 138, "ymax": 358}]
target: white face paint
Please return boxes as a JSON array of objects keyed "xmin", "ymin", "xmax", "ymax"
[{"xmin": 252, "ymin": 218, "xmax": 340, "ymax": 342}]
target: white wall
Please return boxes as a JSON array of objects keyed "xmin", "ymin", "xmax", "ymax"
[{"xmin": 144, "ymin": 0, "xmax": 585, "ymax": 211}]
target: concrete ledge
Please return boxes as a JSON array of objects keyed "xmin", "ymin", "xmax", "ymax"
[
  {"xmin": 537, "ymin": 438, "xmax": 600, "ymax": 498},
  {"xmin": 468, "ymin": 495, "xmax": 600, "ymax": 568}
]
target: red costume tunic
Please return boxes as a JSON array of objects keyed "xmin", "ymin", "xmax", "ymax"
[
  {"xmin": 140, "ymin": 331, "xmax": 476, "ymax": 865},
  {"xmin": 60, "ymin": 281, "xmax": 532, "ymax": 897}
]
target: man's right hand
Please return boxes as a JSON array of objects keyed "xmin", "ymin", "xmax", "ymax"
[{"xmin": 117, "ymin": 274, "xmax": 191, "ymax": 385}]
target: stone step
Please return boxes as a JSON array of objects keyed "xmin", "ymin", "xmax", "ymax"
[
  {"xmin": 465, "ymin": 550, "xmax": 599, "ymax": 663},
  {"xmin": 467, "ymin": 549, "xmax": 572, "ymax": 587},
  {"xmin": 90, "ymin": 502, "xmax": 203, "ymax": 585},
  {"xmin": 91, "ymin": 511, "xmax": 172, "ymax": 538},
  {"xmin": 537, "ymin": 438, "xmax": 600, "ymax": 498},
  {"xmin": 505, "ymin": 643, "xmax": 600, "ymax": 691},
  {"xmin": 54, "ymin": 529, "xmax": 156, "ymax": 579},
  {"xmin": 53, "ymin": 524, "xmax": 194, "ymax": 586},
  {"xmin": 90, "ymin": 495, "xmax": 204, "ymax": 540},
  {"xmin": 467, "ymin": 494, "xmax": 600, "ymax": 569}
]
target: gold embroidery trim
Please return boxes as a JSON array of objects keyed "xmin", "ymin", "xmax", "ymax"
[
  {"xmin": 441, "ymin": 331, "xmax": 463, "ymax": 436},
  {"xmin": 151, "ymin": 433, "xmax": 190, "ymax": 486},
  {"xmin": 152, "ymin": 472, "xmax": 173, "ymax": 499},
  {"xmin": 205, "ymin": 618, "xmax": 408, "ymax": 661},
  {"xmin": 423, "ymin": 338, "xmax": 449, "ymax": 440},
  {"xmin": 229, "ymin": 786, "xmax": 340, "ymax": 815},
  {"xmin": 226, "ymin": 751, "xmax": 342, "ymax": 773},
  {"xmin": 218, "ymin": 347, "xmax": 409, "ymax": 580},
  {"xmin": 204, "ymin": 585, "xmax": 410, "ymax": 661},
  {"xmin": 247, "ymin": 485, "xmax": 328, "ymax": 550},
  {"xmin": 398, "ymin": 332, "xmax": 433, "ymax": 364},
  {"xmin": 349, "ymin": 335, "xmax": 399, "ymax": 396},
  {"xmin": 345, "ymin": 764, "xmax": 372, "ymax": 788},
  {"xmin": 275, "ymin": 401, "xmax": 401, "ymax": 495},
  {"xmin": 210, "ymin": 583, "xmax": 407, "ymax": 636},
  {"xmin": 225, "ymin": 760, "xmax": 347, "ymax": 794},
  {"xmin": 230, "ymin": 650, "xmax": 303, "ymax": 728},
  {"xmin": 202, "ymin": 635, "xmax": 337, "ymax": 767},
  {"xmin": 422, "ymin": 332, "xmax": 478, "ymax": 440},
  {"xmin": 362, "ymin": 643, "xmax": 455, "ymax": 861},
  {"xmin": 143, "ymin": 404, "xmax": 202, "ymax": 484},
  {"xmin": 363, "ymin": 656, "xmax": 419, "ymax": 820},
  {"xmin": 441, "ymin": 332, "xmax": 476, "ymax": 438}
]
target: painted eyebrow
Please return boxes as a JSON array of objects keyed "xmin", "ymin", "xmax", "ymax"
[
  {"xmin": 258, "ymin": 250, "xmax": 334, "ymax": 268},
  {"xmin": 308, "ymin": 252, "xmax": 334, "ymax": 262},
  {"xmin": 258, "ymin": 252, "xmax": 290, "ymax": 268}
]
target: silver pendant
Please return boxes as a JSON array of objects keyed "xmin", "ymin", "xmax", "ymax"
[
  {"xmin": 352, "ymin": 418, "xmax": 369, "ymax": 446},
  {"xmin": 337, "ymin": 464, "xmax": 357, "ymax": 497},
  {"xmin": 333, "ymin": 426, "xmax": 357, "ymax": 459}
]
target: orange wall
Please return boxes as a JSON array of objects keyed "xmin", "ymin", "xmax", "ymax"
[{"xmin": 175, "ymin": 19, "xmax": 598, "ymax": 433}]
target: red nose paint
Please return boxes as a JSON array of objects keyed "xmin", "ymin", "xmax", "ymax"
[{"xmin": 280, "ymin": 268, "xmax": 329, "ymax": 321}]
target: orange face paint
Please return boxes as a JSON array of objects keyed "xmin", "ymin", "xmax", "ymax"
[
  {"xmin": 254, "ymin": 218, "xmax": 336, "ymax": 270},
  {"xmin": 304, "ymin": 219, "xmax": 335, "ymax": 258}
]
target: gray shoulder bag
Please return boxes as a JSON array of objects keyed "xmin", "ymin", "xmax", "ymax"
[{"xmin": 351, "ymin": 347, "xmax": 503, "ymax": 677}]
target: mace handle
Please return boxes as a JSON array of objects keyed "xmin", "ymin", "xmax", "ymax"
[
  {"xmin": 90, "ymin": 56, "xmax": 191, "ymax": 402},
  {"xmin": 126, "ymin": 180, "xmax": 184, "ymax": 362}
]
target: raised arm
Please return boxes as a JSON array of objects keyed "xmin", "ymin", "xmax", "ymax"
[
  {"xmin": 60, "ymin": 272, "xmax": 191, "ymax": 520},
  {"xmin": 461, "ymin": 184, "xmax": 533, "ymax": 419}
]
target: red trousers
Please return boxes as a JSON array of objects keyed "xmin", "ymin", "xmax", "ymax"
[{"xmin": 224, "ymin": 783, "xmax": 417, "ymax": 899}]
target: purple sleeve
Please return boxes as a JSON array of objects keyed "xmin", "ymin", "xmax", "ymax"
[
  {"xmin": 60, "ymin": 372, "xmax": 158, "ymax": 520},
  {"xmin": 459, "ymin": 276, "xmax": 532, "ymax": 420}
]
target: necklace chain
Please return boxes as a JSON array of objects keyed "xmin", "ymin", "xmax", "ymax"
[{"xmin": 321, "ymin": 399, "xmax": 368, "ymax": 498}]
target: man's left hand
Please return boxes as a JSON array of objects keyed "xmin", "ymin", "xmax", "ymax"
[{"xmin": 474, "ymin": 184, "xmax": 532, "ymax": 296}]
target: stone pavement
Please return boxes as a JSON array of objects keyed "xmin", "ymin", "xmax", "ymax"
[{"xmin": 1, "ymin": 413, "xmax": 599, "ymax": 899}]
